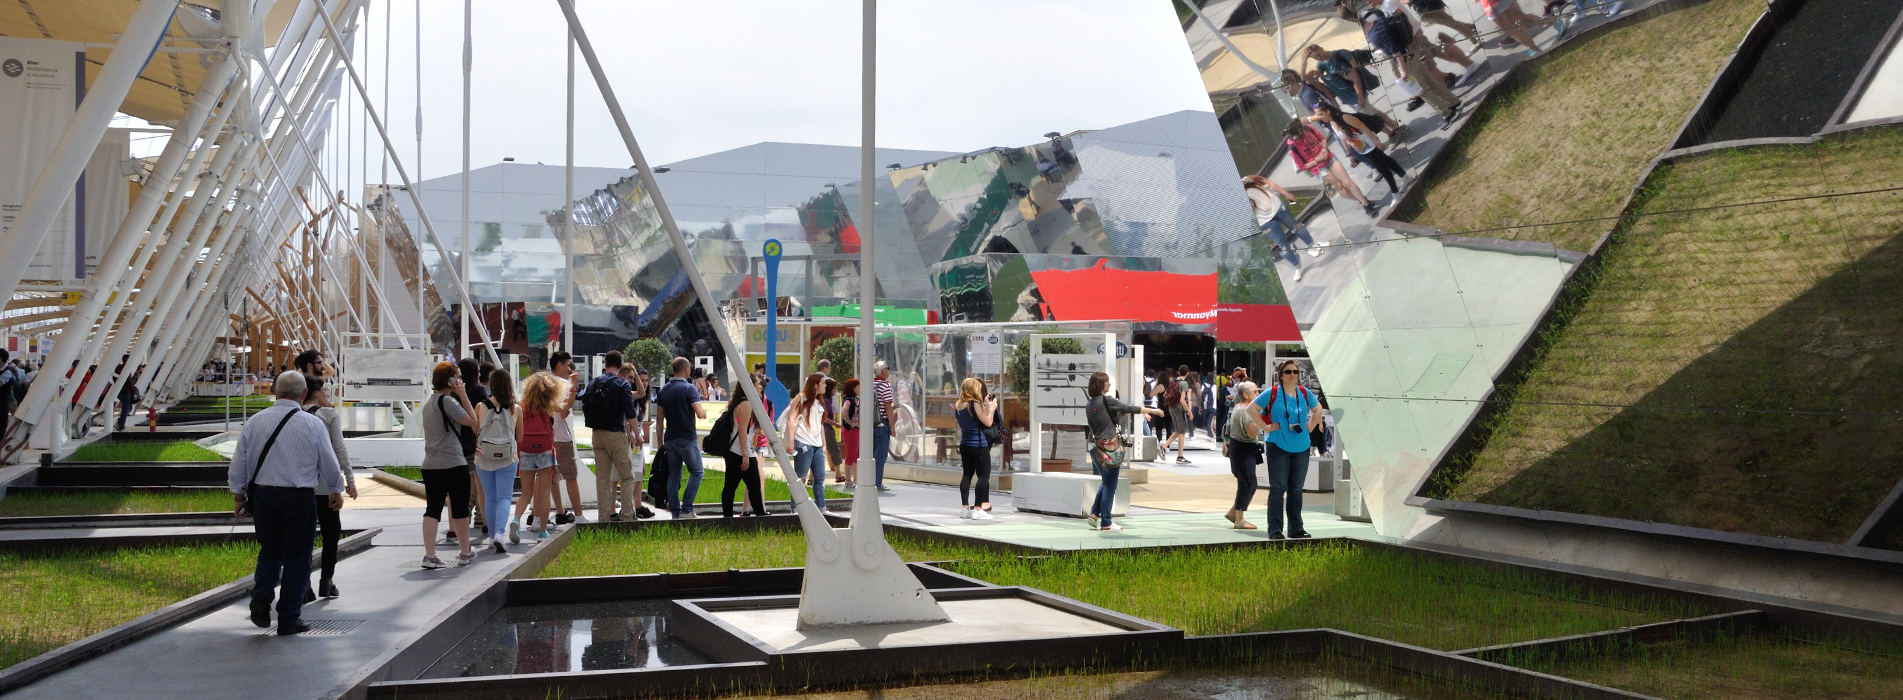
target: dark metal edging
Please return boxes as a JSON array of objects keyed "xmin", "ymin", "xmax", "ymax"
[
  {"xmin": 1452, "ymin": 610, "xmax": 1767, "ymax": 663},
  {"xmin": 1826, "ymin": 6, "xmax": 1903, "ymax": 128},
  {"xmin": 0, "ymin": 528, "xmax": 380, "ymax": 695},
  {"xmin": 0, "ymin": 510, "xmax": 243, "ymax": 530},
  {"xmin": 1849, "ymin": 476, "xmax": 1903, "ymax": 548}
]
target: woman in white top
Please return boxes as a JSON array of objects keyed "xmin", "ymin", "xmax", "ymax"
[
  {"xmin": 301, "ymin": 374, "xmax": 355, "ymax": 600},
  {"xmin": 780, "ymin": 372, "xmax": 830, "ymax": 510},
  {"xmin": 1244, "ymin": 175, "xmax": 1322, "ymax": 281}
]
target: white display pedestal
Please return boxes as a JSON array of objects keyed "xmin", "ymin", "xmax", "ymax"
[{"xmin": 1010, "ymin": 472, "xmax": 1129, "ymax": 518}]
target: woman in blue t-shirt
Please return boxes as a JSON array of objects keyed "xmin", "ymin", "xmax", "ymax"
[{"xmin": 1253, "ymin": 360, "xmax": 1323, "ymax": 539}]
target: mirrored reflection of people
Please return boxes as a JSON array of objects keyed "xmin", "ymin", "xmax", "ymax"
[
  {"xmin": 1284, "ymin": 120, "xmax": 1374, "ymax": 218},
  {"xmin": 953, "ymin": 378, "xmax": 1000, "ymax": 520},
  {"xmin": 1255, "ymin": 360, "xmax": 1323, "ymax": 540},
  {"xmin": 1309, "ymin": 104, "xmax": 1408, "ymax": 201},
  {"xmin": 1225, "ymin": 381, "xmax": 1267, "ymax": 530},
  {"xmin": 1084, "ymin": 372, "xmax": 1164, "ymax": 532}
]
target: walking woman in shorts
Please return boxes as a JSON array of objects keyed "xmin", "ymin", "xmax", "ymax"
[
  {"xmin": 511, "ymin": 373, "xmax": 563, "ymax": 545},
  {"xmin": 1255, "ymin": 360, "xmax": 1323, "ymax": 540},
  {"xmin": 473, "ymin": 371, "xmax": 519, "ymax": 553},
  {"xmin": 1285, "ymin": 119, "xmax": 1373, "ymax": 216},
  {"xmin": 721, "ymin": 376, "xmax": 768, "ymax": 517},
  {"xmin": 1225, "ymin": 382, "xmax": 1267, "ymax": 531},
  {"xmin": 421, "ymin": 362, "xmax": 478, "ymax": 568},
  {"xmin": 301, "ymin": 374, "xmax": 355, "ymax": 599},
  {"xmin": 953, "ymin": 378, "xmax": 999, "ymax": 519}
]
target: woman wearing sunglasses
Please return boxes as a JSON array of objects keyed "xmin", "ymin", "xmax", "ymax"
[{"xmin": 1254, "ymin": 360, "xmax": 1324, "ymax": 540}]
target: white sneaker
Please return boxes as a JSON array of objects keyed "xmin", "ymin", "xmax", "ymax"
[
  {"xmin": 1292, "ymin": 267, "xmax": 1303, "ymax": 282},
  {"xmin": 508, "ymin": 520, "xmax": 520, "ymax": 545},
  {"xmin": 972, "ymin": 509, "xmax": 993, "ymax": 520},
  {"xmin": 1606, "ymin": 1, "xmax": 1622, "ymax": 14},
  {"xmin": 1308, "ymin": 245, "xmax": 1322, "ymax": 258},
  {"xmin": 959, "ymin": 507, "xmax": 973, "ymax": 519}
]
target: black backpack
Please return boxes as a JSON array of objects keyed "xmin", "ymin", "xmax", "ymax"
[
  {"xmin": 702, "ymin": 405, "xmax": 736, "ymax": 457},
  {"xmin": 580, "ymin": 375, "xmax": 625, "ymax": 430}
]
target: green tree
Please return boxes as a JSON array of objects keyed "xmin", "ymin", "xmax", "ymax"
[
  {"xmin": 621, "ymin": 338, "xmax": 673, "ymax": 379},
  {"xmin": 1005, "ymin": 336, "xmax": 1084, "ymax": 396},
  {"xmin": 812, "ymin": 336, "xmax": 858, "ymax": 381}
]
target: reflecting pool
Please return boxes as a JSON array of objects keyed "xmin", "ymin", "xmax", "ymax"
[{"xmin": 422, "ymin": 600, "xmax": 710, "ymax": 678}]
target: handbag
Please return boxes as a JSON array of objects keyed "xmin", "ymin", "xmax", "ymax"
[
  {"xmin": 1085, "ymin": 397, "xmax": 1130, "ymax": 470},
  {"xmin": 967, "ymin": 406, "xmax": 1002, "ymax": 447},
  {"xmin": 237, "ymin": 408, "xmax": 302, "ymax": 517}
]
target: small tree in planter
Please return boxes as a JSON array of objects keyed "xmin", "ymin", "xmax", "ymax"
[
  {"xmin": 812, "ymin": 335, "xmax": 858, "ymax": 380},
  {"xmin": 621, "ymin": 338, "xmax": 673, "ymax": 379}
]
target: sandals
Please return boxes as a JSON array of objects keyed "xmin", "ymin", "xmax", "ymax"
[{"xmin": 1234, "ymin": 520, "xmax": 1259, "ymax": 530}]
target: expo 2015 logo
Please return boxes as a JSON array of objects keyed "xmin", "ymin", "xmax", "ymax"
[{"xmin": 2, "ymin": 59, "xmax": 23, "ymax": 78}]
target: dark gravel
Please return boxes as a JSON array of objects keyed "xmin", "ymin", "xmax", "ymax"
[{"xmin": 1699, "ymin": 0, "xmax": 1902, "ymax": 142}]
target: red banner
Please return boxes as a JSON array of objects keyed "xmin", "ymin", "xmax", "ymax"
[
  {"xmin": 1027, "ymin": 260, "xmax": 1216, "ymax": 324},
  {"xmin": 1215, "ymin": 303, "xmax": 1302, "ymax": 343}
]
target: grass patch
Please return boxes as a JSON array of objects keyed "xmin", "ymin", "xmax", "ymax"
[
  {"xmin": 66, "ymin": 440, "xmax": 226, "ymax": 462},
  {"xmin": 1447, "ymin": 127, "xmax": 1903, "ymax": 541},
  {"xmin": 165, "ymin": 396, "xmax": 276, "ymax": 415},
  {"xmin": 1524, "ymin": 632, "xmax": 1903, "ymax": 700},
  {"xmin": 540, "ymin": 528, "xmax": 1698, "ymax": 651},
  {"xmin": 535, "ymin": 524, "xmax": 987, "ymax": 578},
  {"xmin": 715, "ymin": 657, "xmax": 1505, "ymax": 699},
  {"xmin": 1395, "ymin": 0, "xmax": 1764, "ymax": 252},
  {"xmin": 0, "ymin": 489, "xmax": 231, "ymax": 517},
  {"xmin": 686, "ymin": 468, "xmax": 851, "ymax": 505},
  {"xmin": 383, "ymin": 467, "xmax": 423, "ymax": 481},
  {"xmin": 0, "ymin": 542, "xmax": 257, "ymax": 669}
]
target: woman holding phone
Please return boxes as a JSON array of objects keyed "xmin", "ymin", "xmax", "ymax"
[{"xmin": 952, "ymin": 378, "xmax": 1000, "ymax": 520}]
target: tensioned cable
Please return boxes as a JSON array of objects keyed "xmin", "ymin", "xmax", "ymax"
[
  {"xmin": 1324, "ymin": 393, "xmax": 1903, "ymax": 419},
  {"xmin": 1309, "ymin": 183, "xmax": 1903, "ymax": 251}
]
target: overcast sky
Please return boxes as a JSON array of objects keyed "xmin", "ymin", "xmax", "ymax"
[{"xmin": 328, "ymin": 0, "xmax": 1212, "ymax": 183}]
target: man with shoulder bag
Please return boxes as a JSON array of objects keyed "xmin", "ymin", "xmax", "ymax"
[
  {"xmin": 228, "ymin": 372, "xmax": 344, "ymax": 635},
  {"xmin": 1082, "ymin": 372, "xmax": 1165, "ymax": 532}
]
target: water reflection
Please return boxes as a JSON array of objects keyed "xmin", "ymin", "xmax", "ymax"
[{"xmin": 422, "ymin": 600, "xmax": 711, "ymax": 678}]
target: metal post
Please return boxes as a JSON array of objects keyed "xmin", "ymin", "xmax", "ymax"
[
  {"xmin": 852, "ymin": 0, "xmax": 883, "ymax": 554},
  {"xmin": 563, "ymin": 19, "xmax": 576, "ymax": 353},
  {"xmin": 460, "ymin": 0, "xmax": 473, "ymax": 358}
]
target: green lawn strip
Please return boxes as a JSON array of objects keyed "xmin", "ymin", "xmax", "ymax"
[
  {"xmin": 0, "ymin": 542, "xmax": 258, "ymax": 669},
  {"xmin": 387, "ymin": 464, "xmax": 848, "ymax": 505},
  {"xmin": 536, "ymin": 525, "xmax": 991, "ymax": 579},
  {"xmin": 0, "ymin": 489, "xmax": 231, "ymax": 517},
  {"xmin": 1395, "ymin": 0, "xmax": 1764, "ymax": 252},
  {"xmin": 945, "ymin": 542, "xmax": 1702, "ymax": 651},
  {"xmin": 1448, "ymin": 127, "xmax": 1903, "ymax": 541},
  {"xmin": 66, "ymin": 441, "xmax": 227, "ymax": 462},
  {"xmin": 540, "ymin": 530, "xmax": 1696, "ymax": 652},
  {"xmin": 382, "ymin": 467, "xmax": 423, "ymax": 481},
  {"xmin": 1525, "ymin": 632, "xmax": 1903, "ymax": 700},
  {"xmin": 728, "ymin": 657, "xmax": 1504, "ymax": 699}
]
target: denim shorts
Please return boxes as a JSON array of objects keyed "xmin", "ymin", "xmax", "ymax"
[{"xmin": 518, "ymin": 451, "xmax": 556, "ymax": 472}]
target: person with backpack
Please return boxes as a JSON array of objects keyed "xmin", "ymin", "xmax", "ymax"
[
  {"xmin": 1285, "ymin": 120, "xmax": 1377, "ymax": 217},
  {"xmin": 1164, "ymin": 365, "xmax": 1195, "ymax": 463},
  {"xmin": 1312, "ymin": 103, "xmax": 1408, "ymax": 200},
  {"xmin": 228, "ymin": 372, "xmax": 344, "ymax": 635},
  {"xmin": 0, "ymin": 350, "xmax": 24, "ymax": 436},
  {"xmin": 952, "ymin": 378, "xmax": 1001, "ymax": 519},
  {"xmin": 1361, "ymin": 8, "xmax": 1462, "ymax": 130},
  {"xmin": 450, "ymin": 359, "xmax": 490, "ymax": 543},
  {"xmin": 582, "ymin": 351, "xmax": 643, "ymax": 523},
  {"xmin": 1255, "ymin": 360, "xmax": 1324, "ymax": 540},
  {"xmin": 1298, "ymin": 44, "xmax": 1398, "ymax": 132},
  {"xmin": 114, "ymin": 365, "xmax": 143, "ymax": 431},
  {"xmin": 421, "ymin": 362, "xmax": 479, "ymax": 568},
  {"xmin": 300, "ymin": 374, "xmax": 355, "ymax": 599},
  {"xmin": 511, "ymin": 372, "xmax": 565, "ymax": 542},
  {"xmin": 473, "ymin": 370, "xmax": 520, "ymax": 549},
  {"xmin": 1083, "ymin": 372, "xmax": 1165, "ymax": 531},
  {"xmin": 714, "ymin": 375, "xmax": 767, "ymax": 517}
]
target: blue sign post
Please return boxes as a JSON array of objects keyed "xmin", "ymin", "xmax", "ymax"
[{"xmin": 762, "ymin": 239, "xmax": 790, "ymax": 420}]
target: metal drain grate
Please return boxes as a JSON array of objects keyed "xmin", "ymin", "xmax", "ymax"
[
  {"xmin": 262, "ymin": 619, "xmax": 366, "ymax": 636},
  {"xmin": 1404, "ymin": 353, "xmax": 1473, "ymax": 398}
]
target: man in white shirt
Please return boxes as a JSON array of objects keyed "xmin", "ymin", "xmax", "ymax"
[{"xmin": 227, "ymin": 372, "xmax": 344, "ymax": 636}]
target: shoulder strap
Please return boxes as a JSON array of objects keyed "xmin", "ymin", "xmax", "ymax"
[
  {"xmin": 437, "ymin": 394, "xmax": 454, "ymax": 432},
  {"xmin": 246, "ymin": 408, "xmax": 302, "ymax": 492}
]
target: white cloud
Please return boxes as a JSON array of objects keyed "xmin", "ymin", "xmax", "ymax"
[{"xmin": 335, "ymin": 0, "xmax": 1211, "ymax": 182}]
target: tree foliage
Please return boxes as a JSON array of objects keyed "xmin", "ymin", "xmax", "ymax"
[
  {"xmin": 621, "ymin": 338, "xmax": 673, "ymax": 379},
  {"xmin": 812, "ymin": 336, "xmax": 858, "ymax": 381},
  {"xmin": 1006, "ymin": 336, "xmax": 1084, "ymax": 396}
]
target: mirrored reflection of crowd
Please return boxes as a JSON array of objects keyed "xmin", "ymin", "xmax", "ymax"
[{"xmin": 1261, "ymin": 0, "xmax": 1621, "ymax": 219}]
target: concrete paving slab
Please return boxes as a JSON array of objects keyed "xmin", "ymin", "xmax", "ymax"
[{"xmin": 713, "ymin": 596, "xmax": 1128, "ymax": 653}]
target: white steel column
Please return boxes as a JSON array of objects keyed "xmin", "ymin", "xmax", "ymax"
[
  {"xmin": 0, "ymin": 0, "xmax": 180, "ymax": 301},
  {"xmin": 459, "ymin": 0, "xmax": 473, "ymax": 357},
  {"xmin": 563, "ymin": 20, "xmax": 575, "ymax": 353}
]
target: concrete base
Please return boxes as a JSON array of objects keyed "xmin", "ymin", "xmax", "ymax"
[
  {"xmin": 883, "ymin": 460, "xmax": 1013, "ymax": 491},
  {"xmin": 1010, "ymin": 472, "xmax": 1129, "ymax": 518},
  {"xmin": 715, "ymin": 595, "xmax": 1126, "ymax": 653},
  {"xmin": 345, "ymin": 437, "xmax": 424, "ymax": 468}
]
